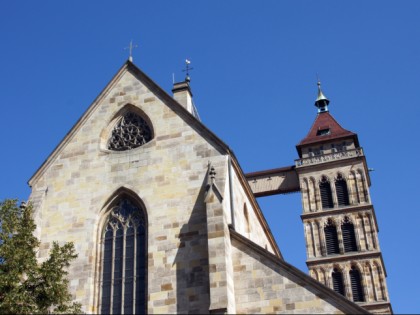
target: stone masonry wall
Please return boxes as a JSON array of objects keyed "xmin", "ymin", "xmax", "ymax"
[
  {"xmin": 231, "ymin": 235, "xmax": 365, "ymax": 314},
  {"xmin": 28, "ymin": 67, "xmax": 229, "ymax": 313},
  {"xmin": 230, "ymin": 167, "xmax": 276, "ymax": 254}
]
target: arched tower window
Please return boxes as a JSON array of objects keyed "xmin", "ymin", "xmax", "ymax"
[
  {"xmin": 108, "ymin": 112, "xmax": 152, "ymax": 151},
  {"xmin": 324, "ymin": 219, "xmax": 340, "ymax": 255},
  {"xmin": 335, "ymin": 174, "xmax": 350, "ymax": 206},
  {"xmin": 319, "ymin": 176, "xmax": 334, "ymax": 209},
  {"xmin": 100, "ymin": 198, "xmax": 147, "ymax": 314},
  {"xmin": 342, "ymin": 217, "xmax": 358, "ymax": 252},
  {"xmin": 350, "ymin": 266, "xmax": 365, "ymax": 302},
  {"xmin": 332, "ymin": 268, "xmax": 345, "ymax": 296}
]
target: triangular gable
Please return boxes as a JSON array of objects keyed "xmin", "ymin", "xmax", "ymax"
[
  {"xmin": 27, "ymin": 60, "xmax": 282, "ymax": 259},
  {"xmin": 28, "ymin": 60, "xmax": 233, "ymax": 187}
]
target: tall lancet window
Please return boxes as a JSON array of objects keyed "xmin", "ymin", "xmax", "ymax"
[
  {"xmin": 108, "ymin": 112, "xmax": 152, "ymax": 151},
  {"xmin": 100, "ymin": 198, "xmax": 147, "ymax": 314},
  {"xmin": 350, "ymin": 266, "xmax": 365, "ymax": 302},
  {"xmin": 319, "ymin": 176, "xmax": 334, "ymax": 209},
  {"xmin": 335, "ymin": 174, "xmax": 350, "ymax": 206}
]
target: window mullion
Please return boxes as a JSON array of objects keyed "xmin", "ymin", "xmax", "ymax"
[
  {"xmin": 110, "ymin": 226, "xmax": 116, "ymax": 314},
  {"xmin": 133, "ymin": 225, "xmax": 138, "ymax": 314},
  {"xmin": 121, "ymin": 225, "xmax": 127, "ymax": 314},
  {"xmin": 98, "ymin": 237, "xmax": 104, "ymax": 312}
]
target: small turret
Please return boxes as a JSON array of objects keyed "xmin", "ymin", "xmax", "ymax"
[
  {"xmin": 315, "ymin": 81, "xmax": 330, "ymax": 113},
  {"xmin": 172, "ymin": 59, "xmax": 200, "ymax": 120}
]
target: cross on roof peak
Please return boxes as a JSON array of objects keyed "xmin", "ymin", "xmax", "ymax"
[{"xmin": 124, "ymin": 40, "xmax": 138, "ymax": 62}]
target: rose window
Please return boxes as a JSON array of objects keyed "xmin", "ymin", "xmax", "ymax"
[{"xmin": 108, "ymin": 112, "xmax": 152, "ymax": 151}]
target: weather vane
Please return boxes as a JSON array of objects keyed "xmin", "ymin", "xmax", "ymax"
[
  {"xmin": 182, "ymin": 59, "xmax": 194, "ymax": 82},
  {"xmin": 125, "ymin": 40, "xmax": 138, "ymax": 62}
]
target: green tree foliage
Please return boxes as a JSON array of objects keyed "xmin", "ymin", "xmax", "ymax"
[{"xmin": 0, "ymin": 199, "xmax": 82, "ymax": 314}]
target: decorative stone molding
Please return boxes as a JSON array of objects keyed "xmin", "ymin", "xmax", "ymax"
[{"xmin": 295, "ymin": 148, "xmax": 364, "ymax": 167}]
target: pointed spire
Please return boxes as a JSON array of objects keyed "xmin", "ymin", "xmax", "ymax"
[{"xmin": 315, "ymin": 81, "xmax": 330, "ymax": 113}]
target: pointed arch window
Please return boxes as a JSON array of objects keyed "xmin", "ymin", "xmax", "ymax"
[
  {"xmin": 100, "ymin": 198, "xmax": 147, "ymax": 314},
  {"xmin": 319, "ymin": 177, "xmax": 334, "ymax": 209},
  {"xmin": 324, "ymin": 219, "xmax": 340, "ymax": 255},
  {"xmin": 332, "ymin": 268, "xmax": 345, "ymax": 296},
  {"xmin": 342, "ymin": 217, "xmax": 358, "ymax": 252},
  {"xmin": 108, "ymin": 112, "xmax": 152, "ymax": 151},
  {"xmin": 350, "ymin": 266, "xmax": 365, "ymax": 302},
  {"xmin": 335, "ymin": 174, "xmax": 350, "ymax": 206}
]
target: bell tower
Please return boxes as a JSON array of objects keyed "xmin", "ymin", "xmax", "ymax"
[{"xmin": 294, "ymin": 82, "xmax": 392, "ymax": 313}]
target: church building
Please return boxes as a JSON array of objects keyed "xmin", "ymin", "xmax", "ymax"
[{"xmin": 27, "ymin": 60, "xmax": 391, "ymax": 314}]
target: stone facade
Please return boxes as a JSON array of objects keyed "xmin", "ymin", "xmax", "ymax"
[{"xmin": 27, "ymin": 61, "xmax": 376, "ymax": 314}]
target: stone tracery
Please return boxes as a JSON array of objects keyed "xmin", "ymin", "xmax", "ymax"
[{"xmin": 108, "ymin": 112, "xmax": 152, "ymax": 151}]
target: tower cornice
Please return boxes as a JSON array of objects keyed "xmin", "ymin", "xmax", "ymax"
[
  {"xmin": 301, "ymin": 204, "xmax": 374, "ymax": 219},
  {"xmin": 306, "ymin": 249, "xmax": 383, "ymax": 265},
  {"xmin": 306, "ymin": 250, "xmax": 388, "ymax": 277}
]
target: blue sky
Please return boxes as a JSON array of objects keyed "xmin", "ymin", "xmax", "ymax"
[{"xmin": 1, "ymin": 1, "xmax": 419, "ymax": 313}]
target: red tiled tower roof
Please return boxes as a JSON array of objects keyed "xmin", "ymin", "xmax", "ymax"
[
  {"xmin": 296, "ymin": 111, "xmax": 359, "ymax": 157},
  {"xmin": 295, "ymin": 82, "xmax": 360, "ymax": 157}
]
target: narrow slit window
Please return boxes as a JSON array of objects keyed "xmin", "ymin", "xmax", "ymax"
[{"xmin": 244, "ymin": 204, "xmax": 250, "ymax": 235}]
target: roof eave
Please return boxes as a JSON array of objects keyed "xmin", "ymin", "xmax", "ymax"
[{"xmin": 296, "ymin": 133, "xmax": 360, "ymax": 158}]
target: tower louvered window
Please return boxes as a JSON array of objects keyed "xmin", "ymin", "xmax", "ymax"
[
  {"xmin": 324, "ymin": 220, "xmax": 340, "ymax": 255},
  {"xmin": 332, "ymin": 268, "xmax": 345, "ymax": 296},
  {"xmin": 342, "ymin": 218, "xmax": 358, "ymax": 252},
  {"xmin": 350, "ymin": 266, "xmax": 365, "ymax": 302},
  {"xmin": 100, "ymin": 198, "xmax": 147, "ymax": 314},
  {"xmin": 108, "ymin": 112, "xmax": 152, "ymax": 151},
  {"xmin": 320, "ymin": 177, "xmax": 334, "ymax": 209},
  {"xmin": 335, "ymin": 175, "xmax": 350, "ymax": 206}
]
